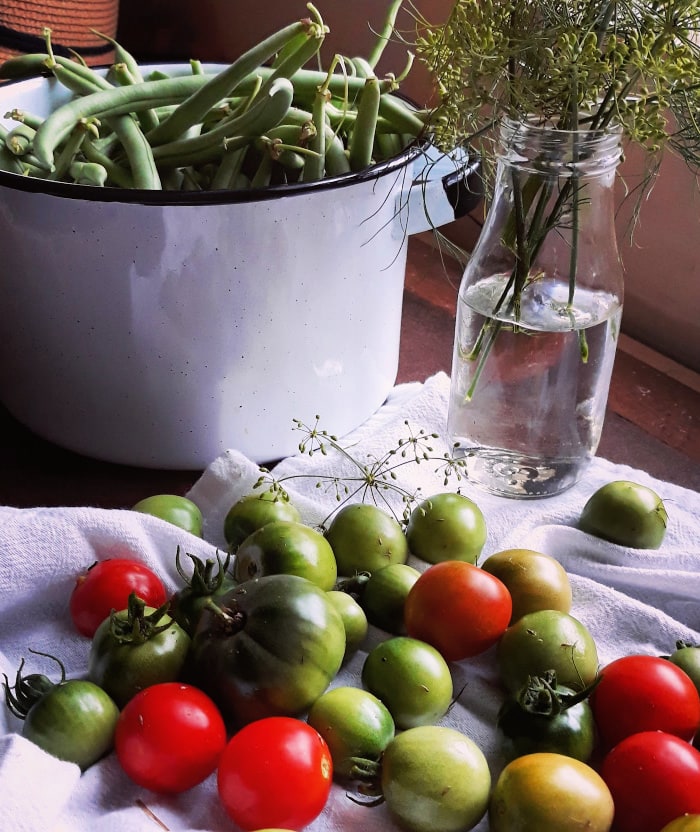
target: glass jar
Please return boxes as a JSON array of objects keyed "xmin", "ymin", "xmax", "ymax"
[{"xmin": 447, "ymin": 118, "xmax": 624, "ymax": 498}]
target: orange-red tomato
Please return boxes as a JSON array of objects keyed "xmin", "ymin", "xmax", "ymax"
[{"xmin": 404, "ymin": 560, "xmax": 512, "ymax": 661}]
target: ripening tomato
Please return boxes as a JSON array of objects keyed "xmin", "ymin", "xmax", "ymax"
[
  {"xmin": 404, "ymin": 560, "xmax": 512, "ymax": 661},
  {"xmin": 69, "ymin": 558, "xmax": 167, "ymax": 637},
  {"xmin": 600, "ymin": 731, "xmax": 700, "ymax": 832},
  {"xmin": 589, "ymin": 654, "xmax": 700, "ymax": 749},
  {"xmin": 115, "ymin": 682, "xmax": 227, "ymax": 793},
  {"xmin": 217, "ymin": 717, "xmax": 332, "ymax": 831}
]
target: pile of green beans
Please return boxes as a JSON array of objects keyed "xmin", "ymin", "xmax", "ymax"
[{"xmin": 0, "ymin": 2, "xmax": 429, "ymax": 191}]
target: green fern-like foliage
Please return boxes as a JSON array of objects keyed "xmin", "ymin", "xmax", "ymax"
[{"xmin": 414, "ymin": 0, "xmax": 700, "ymax": 174}]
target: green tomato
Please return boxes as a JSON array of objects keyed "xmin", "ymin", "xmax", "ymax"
[
  {"xmin": 489, "ymin": 752, "xmax": 614, "ymax": 832},
  {"xmin": 578, "ymin": 480, "xmax": 668, "ymax": 549},
  {"xmin": 380, "ymin": 726, "xmax": 491, "ymax": 832},
  {"xmin": 361, "ymin": 636, "xmax": 453, "ymax": 729},
  {"xmin": 233, "ymin": 520, "xmax": 337, "ymax": 591},
  {"xmin": 497, "ymin": 609, "xmax": 599, "ymax": 695},
  {"xmin": 482, "ymin": 548, "xmax": 572, "ymax": 623},
  {"xmin": 224, "ymin": 490, "xmax": 301, "ymax": 550},
  {"xmin": 326, "ymin": 590, "xmax": 369, "ymax": 657},
  {"xmin": 405, "ymin": 492, "xmax": 486, "ymax": 564},
  {"xmin": 88, "ymin": 600, "xmax": 191, "ymax": 709},
  {"xmin": 22, "ymin": 679, "xmax": 119, "ymax": 770},
  {"xmin": 324, "ymin": 503, "xmax": 408, "ymax": 576},
  {"xmin": 132, "ymin": 494, "xmax": 203, "ymax": 537},
  {"xmin": 189, "ymin": 574, "xmax": 346, "ymax": 727},
  {"xmin": 497, "ymin": 672, "xmax": 597, "ymax": 763},
  {"xmin": 360, "ymin": 563, "xmax": 421, "ymax": 634},
  {"xmin": 307, "ymin": 686, "xmax": 395, "ymax": 782},
  {"xmin": 660, "ymin": 816, "xmax": 700, "ymax": 832},
  {"xmin": 668, "ymin": 642, "xmax": 700, "ymax": 697}
]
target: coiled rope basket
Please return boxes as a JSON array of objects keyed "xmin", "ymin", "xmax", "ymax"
[{"xmin": 0, "ymin": 0, "xmax": 119, "ymax": 66}]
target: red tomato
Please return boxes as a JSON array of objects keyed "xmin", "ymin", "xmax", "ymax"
[
  {"xmin": 404, "ymin": 560, "xmax": 512, "ymax": 661},
  {"xmin": 69, "ymin": 558, "xmax": 167, "ymax": 637},
  {"xmin": 217, "ymin": 717, "xmax": 332, "ymax": 831},
  {"xmin": 600, "ymin": 731, "xmax": 700, "ymax": 832},
  {"xmin": 589, "ymin": 654, "xmax": 700, "ymax": 749},
  {"xmin": 115, "ymin": 682, "xmax": 227, "ymax": 793}
]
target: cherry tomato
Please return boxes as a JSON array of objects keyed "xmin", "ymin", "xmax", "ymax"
[
  {"xmin": 660, "ymin": 817, "xmax": 700, "ymax": 832},
  {"xmin": 115, "ymin": 682, "xmax": 227, "ymax": 793},
  {"xmin": 578, "ymin": 480, "xmax": 668, "ymax": 549},
  {"xmin": 589, "ymin": 654, "xmax": 700, "ymax": 749},
  {"xmin": 381, "ymin": 726, "xmax": 491, "ymax": 832},
  {"xmin": 481, "ymin": 548, "xmax": 572, "ymax": 623},
  {"xmin": 489, "ymin": 752, "xmax": 614, "ymax": 832},
  {"xmin": 600, "ymin": 731, "xmax": 700, "ymax": 832},
  {"xmin": 668, "ymin": 641, "xmax": 700, "ymax": 697},
  {"xmin": 307, "ymin": 686, "xmax": 395, "ymax": 782},
  {"xmin": 360, "ymin": 563, "xmax": 421, "ymax": 634},
  {"xmin": 132, "ymin": 493, "xmax": 203, "ymax": 537},
  {"xmin": 217, "ymin": 717, "xmax": 332, "ymax": 831},
  {"xmin": 325, "ymin": 590, "xmax": 368, "ymax": 658},
  {"xmin": 497, "ymin": 609, "xmax": 599, "ymax": 694},
  {"xmin": 224, "ymin": 489, "xmax": 301, "ymax": 551},
  {"xmin": 361, "ymin": 636, "xmax": 453, "ymax": 729},
  {"xmin": 69, "ymin": 558, "xmax": 167, "ymax": 637},
  {"xmin": 324, "ymin": 503, "xmax": 408, "ymax": 575},
  {"xmin": 404, "ymin": 560, "xmax": 512, "ymax": 661},
  {"xmin": 405, "ymin": 492, "xmax": 486, "ymax": 564},
  {"xmin": 233, "ymin": 520, "xmax": 337, "ymax": 590}
]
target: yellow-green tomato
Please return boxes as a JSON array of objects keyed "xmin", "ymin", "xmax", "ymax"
[
  {"xmin": 489, "ymin": 752, "xmax": 614, "ymax": 832},
  {"xmin": 405, "ymin": 493, "xmax": 486, "ymax": 564},
  {"xmin": 360, "ymin": 563, "xmax": 421, "ymax": 634},
  {"xmin": 578, "ymin": 480, "xmax": 668, "ymax": 549},
  {"xmin": 307, "ymin": 686, "xmax": 395, "ymax": 782},
  {"xmin": 669, "ymin": 643, "xmax": 700, "ymax": 697},
  {"xmin": 224, "ymin": 490, "xmax": 301, "ymax": 550},
  {"xmin": 233, "ymin": 520, "xmax": 337, "ymax": 591},
  {"xmin": 497, "ymin": 609, "xmax": 599, "ymax": 695},
  {"xmin": 380, "ymin": 726, "xmax": 491, "ymax": 832},
  {"xmin": 326, "ymin": 590, "xmax": 368, "ymax": 657},
  {"xmin": 132, "ymin": 494, "xmax": 203, "ymax": 537},
  {"xmin": 481, "ymin": 548, "xmax": 572, "ymax": 623},
  {"xmin": 660, "ymin": 816, "xmax": 700, "ymax": 832},
  {"xmin": 324, "ymin": 503, "xmax": 408, "ymax": 576},
  {"xmin": 361, "ymin": 636, "xmax": 453, "ymax": 729}
]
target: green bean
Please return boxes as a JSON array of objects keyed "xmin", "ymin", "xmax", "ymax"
[
  {"xmin": 32, "ymin": 75, "xmax": 211, "ymax": 170},
  {"xmin": 210, "ymin": 144, "xmax": 247, "ymax": 189},
  {"xmin": 48, "ymin": 121, "xmax": 91, "ymax": 180},
  {"xmin": 107, "ymin": 115, "xmax": 162, "ymax": 189},
  {"xmin": 5, "ymin": 123, "xmax": 36, "ymax": 156},
  {"xmin": 249, "ymin": 150, "xmax": 274, "ymax": 188},
  {"xmin": 145, "ymin": 19, "xmax": 315, "ymax": 146},
  {"xmin": 82, "ymin": 135, "xmax": 135, "ymax": 188},
  {"xmin": 107, "ymin": 62, "xmax": 160, "ymax": 133},
  {"xmin": 348, "ymin": 76, "xmax": 381, "ymax": 171},
  {"xmin": 91, "ymin": 29, "xmax": 145, "ymax": 83},
  {"xmin": 366, "ymin": 0, "xmax": 405, "ymax": 69},
  {"xmin": 0, "ymin": 144, "xmax": 25, "ymax": 174},
  {"xmin": 4, "ymin": 109, "xmax": 44, "ymax": 130},
  {"xmin": 151, "ymin": 77, "xmax": 295, "ymax": 169},
  {"xmin": 68, "ymin": 160, "xmax": 107, "ymax": 186}
]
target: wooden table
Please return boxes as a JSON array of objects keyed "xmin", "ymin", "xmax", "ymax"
[{"xmin": 1, "ymin": 236, "xmax": 698, "ymax": 509}]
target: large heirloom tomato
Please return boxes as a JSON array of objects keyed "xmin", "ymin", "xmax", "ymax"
[{"xmin": 188, "ymin": 574, "xmax": 346, "ymax": 727}]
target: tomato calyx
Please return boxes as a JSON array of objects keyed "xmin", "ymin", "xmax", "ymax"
[
  {"xmin": 200, "ymin": 596, "xmax": 247, "ymax": 635},
  {"xmin": 344, "ymin": 756, "xmax": 386, "ymax": 806},
  {"xmin": 513, "ymin": 669, "xmax": 598, "ymax": 718},
  {"xmin": 108, "ymin": 592, "xmax": 174, "ymax": 645},
  {"xmin": 333, "ymin": 572, "xmax": 371, "ymax": 600},
  {"xmin": 174, "ymin": 547, "xmax": 232, "ymax": 598},
  {"xmin": 3, "ymin": 649, "xmax": 64, "ymax": 719}
]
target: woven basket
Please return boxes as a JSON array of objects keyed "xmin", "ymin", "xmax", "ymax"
[{"xmin": 0, "ymin": 0, "xmax": 119, "ymax": 67}]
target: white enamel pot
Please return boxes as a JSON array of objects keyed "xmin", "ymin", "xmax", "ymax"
[{"xmin": 0, "ymin": 65, "xmax": 480, "ymax": 469}]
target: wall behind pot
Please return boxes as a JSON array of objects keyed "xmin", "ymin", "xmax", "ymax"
[{"xmin": 116, "ymin": 0, "xmax": 700, "ymax": 373}]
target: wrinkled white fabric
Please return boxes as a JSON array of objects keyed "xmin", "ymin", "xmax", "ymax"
[{"xmin": 0, "ymin": 372, "xmax": 698, "ymax": 832}]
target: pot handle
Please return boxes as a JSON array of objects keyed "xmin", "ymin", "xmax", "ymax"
[{"xmin": 399, "ymin": 143, "xmax": 482, "ymax": 237}]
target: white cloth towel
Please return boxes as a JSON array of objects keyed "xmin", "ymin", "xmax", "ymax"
[{"xmin": 0, "ymin": 372, "xmax": 698, "ymax": 832}]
